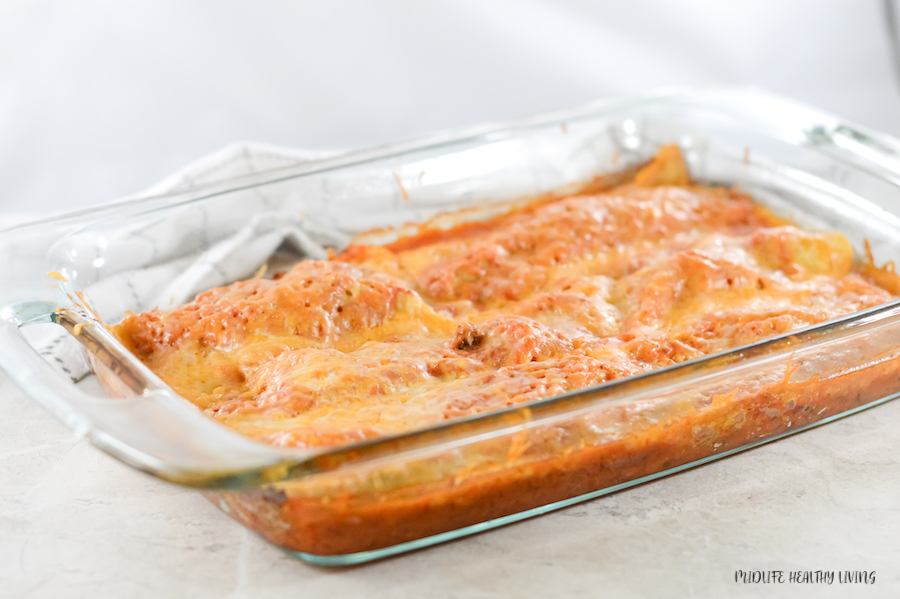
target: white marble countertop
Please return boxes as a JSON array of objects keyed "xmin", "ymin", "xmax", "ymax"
[{"xmin": 2, "ymin": 367, "xmax": 899, "ymax": 598}]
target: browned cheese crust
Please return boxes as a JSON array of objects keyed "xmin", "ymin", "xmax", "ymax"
[{"xmin": 113, "ymin": 146, "xmax": 900, "ymax": 554}]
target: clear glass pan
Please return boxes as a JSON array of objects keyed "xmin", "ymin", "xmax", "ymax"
[{"xmin": 3, "ymin": 86, "xmax": 900, "ymax": 564}]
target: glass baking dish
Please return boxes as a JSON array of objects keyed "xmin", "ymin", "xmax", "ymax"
[{"xmin": 4, "ymin": 86, "xmax": 900, "ymax": 565}]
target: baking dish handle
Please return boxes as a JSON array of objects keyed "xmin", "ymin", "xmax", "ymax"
[{"xmin": 0, "ymin": 301, "xmax": 302, "ymax": 488}]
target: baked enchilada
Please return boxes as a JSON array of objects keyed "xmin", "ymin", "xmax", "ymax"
[{"xmin": 110, "ymin": 146, "xmax": 900, "ymax": 554}]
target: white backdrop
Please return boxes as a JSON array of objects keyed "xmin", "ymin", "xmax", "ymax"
[{"xmin": 1, "ymin": 0, "xmax": 899, "ymax": 214}]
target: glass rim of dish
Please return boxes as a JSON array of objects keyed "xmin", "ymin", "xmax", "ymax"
[{"xmin": 3, "ymin": 84, "xmax": 900, "ymax": 488}]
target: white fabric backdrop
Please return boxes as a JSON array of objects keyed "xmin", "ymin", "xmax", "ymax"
[{"xmin": 1, "ymin": 0, "xmax": 899, "ymax": 215}]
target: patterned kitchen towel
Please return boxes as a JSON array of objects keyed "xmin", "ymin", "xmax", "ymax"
[{"xmin": 22, "ymin": 142, "xmax": 341, "ymax": 382}]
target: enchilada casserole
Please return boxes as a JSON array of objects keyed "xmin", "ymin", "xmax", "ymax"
[{"xmin": 111, "ymin": 146, "xmax": 900, "ymax": 555}]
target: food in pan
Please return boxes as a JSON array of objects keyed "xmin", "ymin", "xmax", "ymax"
[{"xmin": 110, "ymin": 145, "xmax": 900, "ymax": 554}]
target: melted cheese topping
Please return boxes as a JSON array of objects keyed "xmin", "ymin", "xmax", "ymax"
[{"xmin": 113, "ymin": 147, "xmax": 895, "ymax": 449}]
